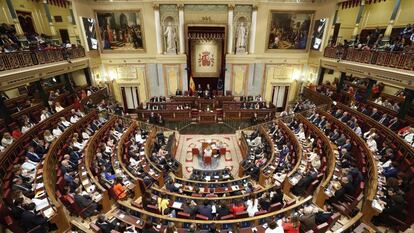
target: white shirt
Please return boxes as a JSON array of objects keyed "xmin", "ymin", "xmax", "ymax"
[
  {"xmin": 53, "ymin": 128, "xmax": 63, "ymax": 137},
  {"xmin": 22, "ymin": 160, "xmax": 37, "ymax": 172},
  {"xmin": 246, "ymin": 199, "xmax": 259, "ymax": 217},
  {"xmin": 354, "ymin": 127, "xmax": 362, "ymax": 137},
  {"xmin": 70, "ymin": 115, "xmax": 80, "ymax": 123},
  {"xmin": 61, "ymin": 120, "xmax": 71, "ymax": 127},
  {"xmin": 82, "ymin": 132, "xmax": 90, "ymax": 140},
  {"xmin": 367, "ymin": 138, "xmax": 378, "ymax": 153},
  {"xmin": 265, "ymin": 219, "xmax": 284, "ymax": 233},
  {"xmin": 55, "ymin": 106, "xmax": 64, "ymax": 112},
  {"xmin": 135, "ymin": 134, "xmax": 145, "ymax": 144},
  {"xmin": 40, "ymin": 113, "xmax": 50, "ymax": 122},
  {"xmin": 404, "ymin": 133, "xmax": 414, "ymax": 144},
  {"xmin": 21, "ymin": 125, "xmax": 32, "ymax": 133},
  {"xmin": 44, "ymin": 135, "xmax": 55, "ymax": 143},
  {"xmin": 297, "ymin": 130, "xmax": 306, "ymax": 141},
  {"xmin": 1, "ymin": 138, "xmax": 13, "ymax": 147}
]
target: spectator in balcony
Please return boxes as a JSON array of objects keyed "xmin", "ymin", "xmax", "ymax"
[
  {"xmin": 378, "ymin": 113, "xmax": 390, "ymax": 125},
  {"xmin": 20, "ymin": 121, "xmax": 33, "ymax": 134},
  {"xmin": 43, "ymin": 130, "xmax": 55, "ymax": 144},
  {"xmin": 54, "ymin": 101, "xmax": 64, "ymax": 112},
  {"xmin": 1, "ymin": 132, "xmax": 14, "ymax": 147},
  {"xmin": 11, "ymin": 125, "xmax": 22, "ymax": 139},
  {"xmin": 40, "ymin": 108, "xmax": 52, "ymax": 122},
  {"xmin": 52, "ymin": 125, "xmax": 63, "ymax": 138},
  {"xmin": 58, "ymin": 116, "xmax": 72, "ymax": 130}
]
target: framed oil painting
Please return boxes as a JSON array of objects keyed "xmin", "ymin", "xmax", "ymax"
[
  {"xmin": 267, "ymin": 11, "xmax": 313, "ymax": 50},
  {"xmin": 96, "ymin": 11, "xmax": 145, "ymax": 52}
]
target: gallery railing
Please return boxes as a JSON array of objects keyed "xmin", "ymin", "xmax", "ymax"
[
  {"xmin": 0, "ymin": 47, "xmax": 86, "ymax": 72},
  {"xmin": 323, "ymin": 47, "xmax": 414, "ymax": 71}
]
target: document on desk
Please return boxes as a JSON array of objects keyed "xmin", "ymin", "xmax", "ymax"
[
  {"xmin": 33, "ymin": 198, "xmax": 49, "ymax": 211},
  {"xmin": 205, "ymin": 176, "xmax": 211, "ymax": 181},
  {"xmin": 231, "ymin": 185, "xmax": 239, "ymax": 191},
  {"xmin": 172, "ymin": 202, "xmax": 182, "ymax": 209},
  {"xmin": 43, "ymin": 207, "xmax": 55, "ymax": 218}
]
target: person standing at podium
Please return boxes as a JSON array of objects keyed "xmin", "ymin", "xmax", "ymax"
[
  {"xmin": 204, "ymin": 84, "xmax": 212, "ymax": 99},
  {"xmin": 197, "ymin": 84, "xmax": 203, "ymax": 97}
]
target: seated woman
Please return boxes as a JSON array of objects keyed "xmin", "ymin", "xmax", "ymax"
[{"xmin": 112, "ymin": 177, "xmax": 129, "ymax": 200}]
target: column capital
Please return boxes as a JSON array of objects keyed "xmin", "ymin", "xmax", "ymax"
[
  {"xmin": 177, "ymin": 4, "xmax": 184, "ymax": 10},
  {"xmin": 228, "ymin": 4, "xmax": 235, "ymax": 11},
  {"xmin": 153, "ymin": 4, "xmax": 160, "ymax": 10},
  {"xmin": 252, "ymin": 5, "xmax": 258, "ymax": 11}
]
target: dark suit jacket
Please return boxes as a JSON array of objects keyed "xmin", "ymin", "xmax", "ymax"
[
  {"xmin": 21, "ymin": 210, "xmax": 47, "ymax": 232},
  {"xmin": 26, "ymin": 152, "xmax": 42, "ymax": 163}
]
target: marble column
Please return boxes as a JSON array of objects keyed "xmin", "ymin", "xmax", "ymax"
[
  {"xmin": 227, "ymin": 5, "xmax": 234, "ymax": 54},
  {"xmin": 352, "ymin": 0, "xmax": 365, "ymax": 37},
  {"xmin": 153, "ymin": 4, "xmax": 163, "ymax": 54},
  {"xmin": 43, "ymin": 0, "xmax": 56, "ymax": 36},
  {"xmin": 178, "ymin": 4, "xmax": 185, "ymax": 54},
  {"xmin": 5, "ymin": 0, "xmax": 23, "ymax": 35},
  {"xmin": 249, "ymin": 5, "xmax": 257, "ymax": 54},
  {"xmin": 384, "ymin": 0, "xmax": 401, "ymax": 40}
]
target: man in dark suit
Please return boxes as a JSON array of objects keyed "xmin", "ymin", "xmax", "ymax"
[
  {"xmin": 329, "ymin": 129, "xmax": 340, "ymax": 141},
  {"xmin": 318, "ymin": 116, "xmax": 327, "ymax": 128},
  {"xmin": 197, "ymin": 200, "xmax": 213, "ymax": 219},
  {"xmin": 388, "ymin": 117, "xmax": 400, "ymax": 131},
  {"xmin": 176, "ymin": 89, "xmax": 182, "ymax": 96},
  {"xmin": 26, "ymin": 146, "xmax": 43, "ymax": 163},
  {"xmin": 21, "ymin": 203, "xmax": 48, "ymax": 232},
  {"xmin": 341, "ymin": 139, "xmax": 352, "ymax": 151},
  {"xmin": 74, "ymin": 188, "xmax": 100, "ymax": 217},
  {"xmin": 370, "ymin": 108, "xmax": 381, "ymax": 121},
  {"xmin": 96, "ymin": 214, "xmax": 116, "ymax": 233},
  {"xmin": 378, "ymin": 113, "xmax": 390, "ymax": 125},
  {"xmin": 335, "ymin": 133, "xmax": 347, "ymax": 146},
  {"xmin": 339, "ymin": 112, "xmax": 351, "ymax": 123},
  {"xmin": 360, "ymin": 107, "xmax": 370, "ymax": 115}
]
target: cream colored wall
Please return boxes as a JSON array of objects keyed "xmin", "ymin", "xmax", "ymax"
[
  {"xmin": 0, "ymin": 1, "xmax": 12, "ymax": 24},
  {"xmin": 361, "ymin": 0, "xmax": 395, "ymax": 29},
  {"xmin": 0, "ymin": 0, "xmax": 78, "ymax": 43},
  {"xmin": 336, "ymin": 6, "xmax": 359, "ymax": 41},
  {"xmin": 71, "ymin": 70, "xmax": 88, "ymax": 86},
  {"xmin": 395, "ymin": 0, "xmax": 414, "ymax": 27},
  {"xmin": 4, "ymin": 88, "xmax": 21, "ymax": 99}
]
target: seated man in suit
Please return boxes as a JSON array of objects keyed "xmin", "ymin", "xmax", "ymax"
[
  {"xmin": 318, "ymin": 116, "xmax": 327, "ymax": 128},
  {"xmin": 175, "ymin": 89, "xmax": 182, "ymax": 96},
  {"xmin": 335, "ymin": 133, "xmax": 347, "ymax": 146},
  {"xmin": 339, "ymin": 112, "xmax": 351, "ymax": 123},
  {"xmin": 197, "ymin": 200, "xmax": 213, "ymax": 219},
  {"xmin": 26, "ymin": 146, "xmax": 43, "ymax": 163},
  {"xmin": 387, "ymin": 117, "xmax": 400, "ymax": 131},
  {"xmin": 360, "ymin": 106, "xmax": 370, "ymax": 115},
  {"xmin": 96, "ymin": 214, "xmax": 116, "ymax": 233},
  {"xmin": 378, "ymin": 113, "xmax": 390, "ymax": 125},
  {"xmin": 21, "ymin": 203, "xmax": 48, "ymax": 232},
  {"xmin": 370, "ymin": 108, "xmax": 381, "ymax": 121},
  {"xmin": 329, "ymin": 129, "xmax": 340, "ymax": 141},
  {"xmin": 73, "ymin": 188, "xmax": 101, "ymax": 217}
]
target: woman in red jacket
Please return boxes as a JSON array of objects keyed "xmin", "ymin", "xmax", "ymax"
[{"xmin": 282, "ymin": 214, "xmax": 300, "ymax": 233}]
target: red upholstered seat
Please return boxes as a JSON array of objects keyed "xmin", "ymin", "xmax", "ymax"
[
  {"xmin": 269, "ymin": 202, "xmax": 282, "ymax": 212},
  {"xmin": 195, "ymin": 214, "xmax": 209, "ymax": 220},
  {"xmin": 177, "ymin": 212, "xmax": 190, "ymax": 219}
]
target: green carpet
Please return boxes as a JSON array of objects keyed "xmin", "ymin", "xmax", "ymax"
[{"xmin": 179, "ymin": 123, "xmax": 235, "ymax": 134}]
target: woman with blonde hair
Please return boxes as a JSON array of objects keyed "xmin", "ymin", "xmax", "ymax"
[{"xmin": 43, "ymin": 130, "xmax": 55, "ymax": 143}]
